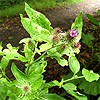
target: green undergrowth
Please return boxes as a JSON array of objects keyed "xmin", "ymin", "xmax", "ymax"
[
  {"xmin": 0, "ymin": 0, "xmax": 85, "ymax": 19},
  {"xmin": 0, "ymin": 0, "xmax": 65, "ymax": 18}
]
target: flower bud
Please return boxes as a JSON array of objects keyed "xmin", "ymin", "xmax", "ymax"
[
  {"xmin": 70, "ymin": 29, "xmax": 78, "ymax": 38},
  {"xmin": 74, "ymin": 42, "xmax": 81, "ymax": 48},
  {"xmin": 52, "ymin": 35, "xmax": 59, "ymax": 42},
  {"xmin": 22, "ymin": 85, "xmax": 31, "ymax": 93},
  {"xmin": 61, "ymin": 45, "xmax": 66, "ymax": 49},
  {"xmin": 54, "ymin": 28, "xmax": 61, "ymax": 35}
]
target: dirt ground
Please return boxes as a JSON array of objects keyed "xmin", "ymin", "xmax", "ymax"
[{"xmin": 0, "ymin": 0, "xmax": 100, "ymax": 99}]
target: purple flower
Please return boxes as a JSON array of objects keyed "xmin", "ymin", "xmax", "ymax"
[{"xmin": 69, "ymin": 29, "xmax": 78, "ymax": 38}]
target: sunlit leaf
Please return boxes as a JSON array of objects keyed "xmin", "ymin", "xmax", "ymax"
[
  {"xmin": 39, "ymin": 42, "xmax": 52, "ymax": 52},
  {"xmin": 20, "ymin": 15, "xmax": 51, "ymax": 42},
  {"xmin": 62, "ymin": 83, "xmax": 87, "ymax": 100},
  {"xmin": 11, "ymin": 63, "xmax": 28, "ymax": 84},
  {"xmin": 68, "ymin": 56, "xmax": 80, "ymax": 74},
  {"xmin": 62, "ymin": 83, "xmax": 77, "ymax": 91},
  {"xmin": 0, "ymin": 56, "xmax": 9, "ymax": 69},
  {"xmin": 25, "ymin": 3, "xmax": 53, "ymax": 31},
  {"xmin": 82, "ymin": 68, "xmax": 99, "ymax": 82}
]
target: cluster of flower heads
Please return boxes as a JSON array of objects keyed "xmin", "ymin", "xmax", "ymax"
[{"xmin": 52, "ymin": 28, "xmax": 81, "ymax": 49}]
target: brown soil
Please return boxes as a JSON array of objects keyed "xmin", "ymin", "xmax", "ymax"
[{"xmin": 0, "ymin": 0, "xmax": 100, "ymax": 99}]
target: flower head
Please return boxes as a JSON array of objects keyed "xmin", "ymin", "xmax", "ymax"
[
  {"xmin": 52, "ymin": 35, "xmax": 59, "ymax": 42},
  {"xmin": 69, "ymin": 29, "xmax": 78, "ymax": 38},
  {"xmin": 74, "ymin": 42, "xmax": 81, "ymax": 49},
  {"xmin": 22, "ymin": 84, "xmax": 31, "ymax": 93},
  {"xmin": 54, "ymin": 28, "xmax": 61, "ymax": 35}
]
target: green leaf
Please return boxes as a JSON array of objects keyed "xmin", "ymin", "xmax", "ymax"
[
  {"xmin": 97, "ymin": 9, "xmax": 100, "ymax": 15},
  {"xmin": 47, "ymin": 48, "xmax": 68, "ymax": 66},
  {"xmin": 71, "ymin": 12, "xmax": 83, "ymax": 42},
  {"xmin": 25, "ymin": 3, "xmax": 52, "ymax": 31},
  {"xmin": 82, "ymin": 33, "xmax": 95, "ymax": 48},
  {"xmin": 79, "ymin": 78, "xmax": 100, "ymax": 96},
  {"xmin": 27, "ymin": 60, "xmax": 47, "ymax": 75},
  {"xmin": 62, "ymin": 83, "xmax": 87, "ymax": 100},
  {"xmin": 52, "ymin": 80, "xmax": 60, "ymax": 86},
  {"xmin": 11, "ymin": 63, "xmax": 28, "ymax": 84},
  {"xmin": 41, "ymin": 93, "xmax": 66, "ymax": 100},
  {"xmin": 31, "ymin": 74, "xmax": 43, "ymax": 92},
  {"xmin": 3, "ymin": 43, "xmax": 27, "ymax": 62},
  {"xmin": 0, "ymin": 78, "xmax": 8, "ymax": 100},
  {"xmin": 0, "ymin": 42, "xmax": 3, "ymax": 51},
  {"xmin": 86, "ymin": 14, "xmax": 100, "ymax": 26},
  {"xmin": 0, "ymin": 56, "xmax": 9, "ymax": 69},
  {"xmin": 20, "ymin": 15, "xmax": 51, "ymax": 42},
  {"xmin": 65, "ymin": 0, "xmax": 84, "ymax": 4},
  {"xmin": 39, "ymin": 42, "xmax": 52, "ymax": 52},
  {"xmin": 98, "ymin": 97, "xmax": 100, "ymax": 100},
  {"xmin": 68, "ymin": 56, "xmax": 80, "ymax": 74},
  {"xmin": 55, "ymin": 57, "xmax": 68, "ymax": 67},
  {"xmin": 82, "ymin": 68, "xmax": 99, "ymax": 82},
  {"xmin": 62, "ymin": 83, "xmax": 77, "ymax": 91}
]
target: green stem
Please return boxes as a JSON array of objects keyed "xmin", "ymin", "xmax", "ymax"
[
  {"xmin": 35, "ymin": 51, "xmax": 47, "ymax": 62},
  {"xmin": 1, "ymin": 69, "xmax": 11, "ymax": 82},
  {"xmin": 26, "ymin": 42, "xmax": 69, "ymax": 74},
  {"xmin": 4, "ymin": 74, "xmax": 11, "ymax": 82},
  {"xmin": 63, "ymin": 76, "xmax": 84, "ymax": 83}
]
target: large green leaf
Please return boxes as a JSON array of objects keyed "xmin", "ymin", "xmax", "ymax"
[
  {"xmin": 82, "ymin": 68, "xmax": 99, "ymax": 82},
  {"xmin": 62, "ymin": 83, "xmax": 87, "ymax": 100},
  {"xmin": 25, "ymin": 3, "xmax": 52, "ymax": 31},
  {"xmin": 20, "ymin": 15, "xmax": 51, "ymax": 42},
  {"xmin": 0, "ymin": 78, "xmax": 8, "ymax": 100},
  {"xmin": 47, "ymin": 48, "xmax": 68, "ymax": 66},
  {"xmin": 79, "ymin": 78, "xmax": 100, "ymax": 96},
  {"xmin": 41, "ymin": 93, "xmax": 66, "ymax": 100},
  {"xmin": 31, "ymin": 74, "xmax": 43, "ymax": 92},
  {"xmin": 27, "ymin": 60, "xmax": 47, "ymax": 75},
  {"xmin": 68, "ymin": 56, "xmax": 80, "ymax": 74},
  {"xmin": 11, "ymin": 63, "xmax": 28, "ymax": 84}
]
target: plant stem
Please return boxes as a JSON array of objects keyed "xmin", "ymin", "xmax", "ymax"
[
  {"xmin": 1, "ymin": 69, "xmax": 11, "ymax": 82},
  {"xmin": 63, "ymin": 76, "xmax": 84, "ymax": 83}
]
